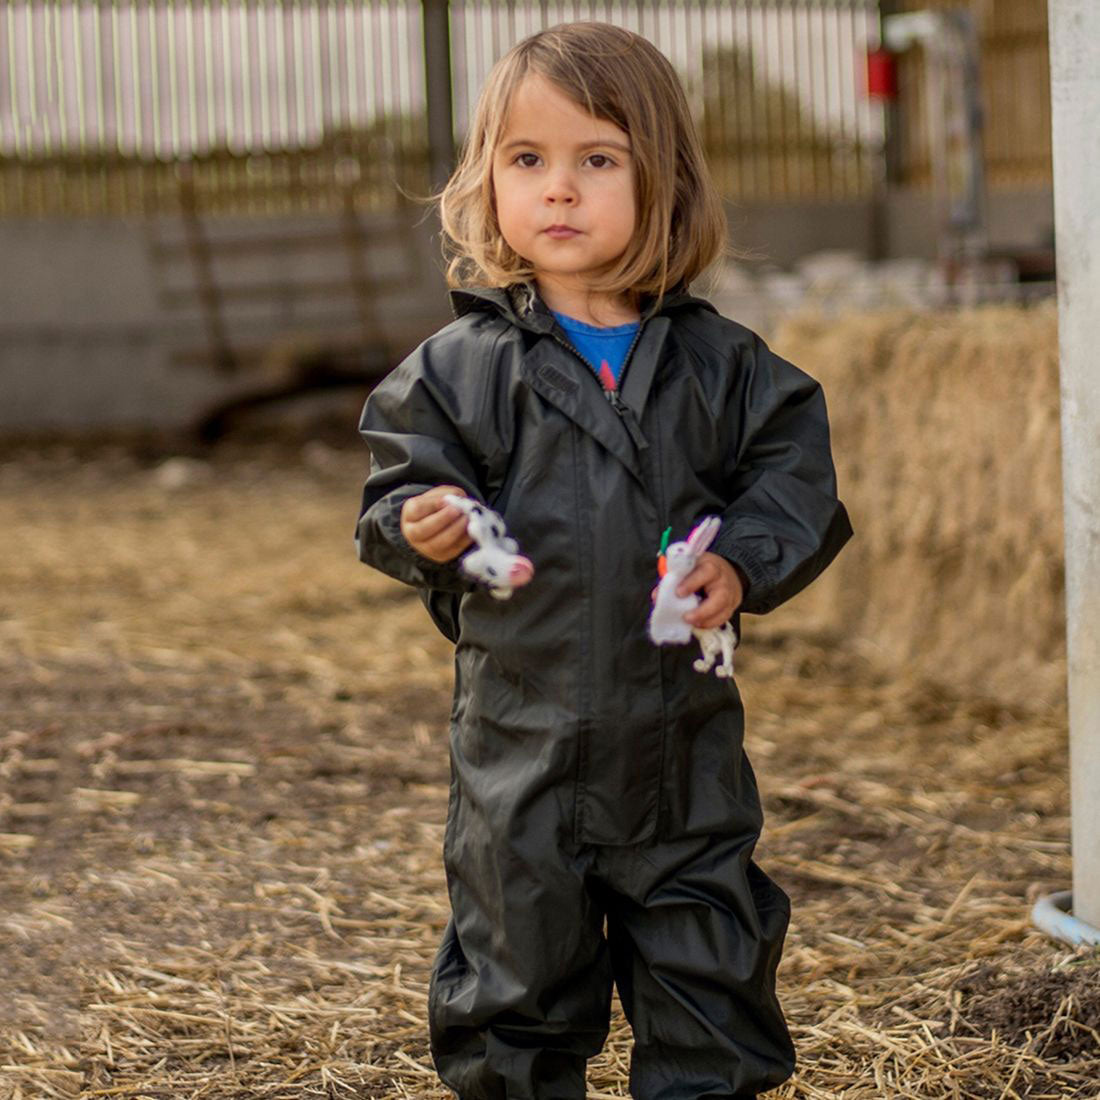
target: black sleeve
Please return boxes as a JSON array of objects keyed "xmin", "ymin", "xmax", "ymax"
[
  {"xmin": 710, "ymin": 335, "xmax": 853, "ymax": 615},
  {"xmin": 418, "ymin": 588, "xmax": 462, "ymax": 643},
  {"xmin": 354, "ymin": 337, "xmax": 492, "ymax": 595}
]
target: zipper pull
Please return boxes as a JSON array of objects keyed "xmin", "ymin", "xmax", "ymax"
[{"xmin": 608, "ymin": 389, "xmax": 648, "ymax": 450}]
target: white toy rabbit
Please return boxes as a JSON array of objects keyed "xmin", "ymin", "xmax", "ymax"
[
  {"xmin": 647, "ymin": 516, "xmax": 739, "ymax": 678},
  {"xmin": 443, "ymin": 494, "xmax": 534, "ymax": 600}
]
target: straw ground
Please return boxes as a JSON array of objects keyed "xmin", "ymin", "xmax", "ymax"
[{"xmin": 1, "ymin": 329, "xmax": 1097, "ymax": 1098}]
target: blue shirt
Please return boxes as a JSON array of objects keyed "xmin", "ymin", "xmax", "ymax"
[{"xmin": 550, "ymin": 310, "xmax": 640, "ymax": 393}]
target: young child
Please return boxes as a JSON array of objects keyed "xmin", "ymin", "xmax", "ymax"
[{"xmin": 355, "ymin": 22, "xmax": 852, "ymax": 1100}]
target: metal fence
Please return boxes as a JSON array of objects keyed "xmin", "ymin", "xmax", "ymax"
[
  {"xmin": 450, "ymin": 0, "xmax": 883, "ymax": 201},
  {"xmin": 891, "ymin": 0, "xmax": 1051, "ymax": 188},
  {"xmin": 1, "ymin": 2, "xmax": 428, "ymax": 158},
  {"xmin": 3, "ymin": 0, "xmax": 1056, "ymax": 218},
  {"xmin": 1, "ymin": 0, "xmax": 888, "ymax": 216},
  {"xmin": 0, "ymin": 1, "xmax": 432, "ymax": 215}
]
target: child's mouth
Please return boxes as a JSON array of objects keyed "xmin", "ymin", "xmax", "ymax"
[{"xmin": 544, "ymin": 225, "xmax": 581, "ymax": 239}]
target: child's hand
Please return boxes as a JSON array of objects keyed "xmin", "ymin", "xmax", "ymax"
[
  {"xmin": 650, "ymin": 552, "xmax": 744, "ymax": 629},
  {"xmin": 400, "ymin": 485, "xmax": 474, "ymax": 562}
]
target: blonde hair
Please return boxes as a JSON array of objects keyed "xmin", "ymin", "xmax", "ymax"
[{"xmin": 439, "ymin": 22, "xmax": 727, "ymax": 307}]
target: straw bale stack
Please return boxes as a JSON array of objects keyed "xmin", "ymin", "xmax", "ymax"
[{"xmin": 765, "ymin": 300, "xmax": 1064, "ymax": 707}]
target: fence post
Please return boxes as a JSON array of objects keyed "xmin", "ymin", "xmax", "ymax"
[
  {"xmin": 879, "ymin": 0, "xmax": 905, "ymax": 186},
  {"xmin": 1050, "ymin": 0, "xmax": 1100, "ymax": 932},
  {"xmin": 422, "ymin": 0, "xmax": 456, "ymax": 189}
]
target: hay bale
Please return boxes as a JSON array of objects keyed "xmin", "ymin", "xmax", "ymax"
[{"xmin": 764, "ymin": 300, "xmax": 1064, "ymax": 707}]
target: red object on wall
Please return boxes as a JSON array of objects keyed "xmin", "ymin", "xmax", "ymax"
[{"xmin": 866, "ymin": 48, "xmax": 899, "ymax": 100}]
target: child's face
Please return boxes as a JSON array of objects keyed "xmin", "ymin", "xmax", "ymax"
[{"xmin": 491, "ymin": 74, "xmax": 637, "ymax": 302}]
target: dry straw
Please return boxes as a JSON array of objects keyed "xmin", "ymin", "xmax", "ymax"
[
  {"xmin": 768, "ymin": 300, "xmax": 1064, "ymax": 708},
  {"xmin": 1, "ymin": 317, "xmax": 1097, "ymax": 1100}
]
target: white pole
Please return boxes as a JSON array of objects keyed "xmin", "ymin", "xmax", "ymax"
[{"xmin": 1050, "ymin": 0, "xmax": 1100, "ymax": 932}]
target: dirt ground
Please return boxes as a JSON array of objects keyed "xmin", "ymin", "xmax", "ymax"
[{"xmin": 1, "ymin": 430, "xmax": 1097, "ymax": 1099}]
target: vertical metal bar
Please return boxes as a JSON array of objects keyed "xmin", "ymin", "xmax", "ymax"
[
  {"xmin": 184, "ymin": 0, "xmax": 197, "ymax": 151},
  {"xmin": 53, "ymin": 0, "xmax": 67, "ymax": 149},
  {"xmin": 473, "ymin": 0, "xmax": 486, "ymax": 107},
  {"xmin": 423, "ymin": 0, "xmax": 455, "ymax": 187},
  {"xmin": 41, "ymin": 2, "xmax": 53, "ymax": 154},
  {"xmin": 26, "ymin": 5, "xmax": 41, "ymax": 155},
  {"xmin": 868, "ymin": 0, "xmax": 882, "ymax": 190},
  {"xmin": 776, "ymin": 1, "xmax": 791, "ymax": 199},
  {"xmin": 326, "ymin": 0, "xmax": 341, "ymax": 130},
  {"xmin": 1, "ymin": 5, "xmax": 12, "ymax": 155},
  {"xmin": 488, "ymin": 0, "xmax": 500, "ymax": 64},
  {"xmin": 368, "ymin": 0, "xmax": 381, "ymax": 124},
  {"xmin": 222, "ymin": 1, "xmax": 236, "ymax": 149},
  {"xmin": 344, "ymin": 0, "xmax": 360, "ymax": 128},
  {"xmin": 274, "ymin": 0, "xmax": 289, "ymax": 146},
  {"xmin": 6, "ymin": 4, "xmax": 21, "ymax": 156},
  {"xmin": 705, "ymin": 0, "xmax": 724, "ymax": 197},
  {"xmin": 683, "ymin": 0, "xmax": 699, "ymax": 120},
  {"xmin": 240, "ymin": 1, "xmax": 253, "ymax": 149},
  {"xmin": 509, "ymin": 0, "xmax": 519, "ymax": 53},
  {"xmin": 259, "ymin": 2, "xmax": 272, "ymax": 148},
  {"xmin": 128, "ymin": 3, "xmax": 141, "ymax": 155},
  {"xmin": 149, "ymin": 3, "xmax": 162, "ymax": 157},
  {"xmin": 696, "ymin": 0, "xmax": 712, "ymax": 194},
  {"xmin": 848, "ymin": 0, "xmax": 861, "ymax": 196},
  {"xmin": 795, "ymin": 2, "xmax": 811, "ymax": 198},
  {"xmin": 751, "ymin": 1, "xmax": 768, "ymax": 200},
  {"xmin": 167, "ymin": 4, "xmax": 181, "ymax": 156},
  {"xmin": 73, "ymin": 0, "xmax": 87, "ymax": 153},
  {"xmin": 836, "ymin": 0, "xmax": 853, "ymax": 196},
  {"xmin": 372, "ymin": 0, "xmax": 386, "ymax": 121},
  {"xmin": 92, "ymin": 4, "xmax": 106, "ymax": 151},
  {"xmin": 793, "ymin": 0, "xmax": 808, "ymax": 198},
  {"xmin": 409, "ymin": 0, "xmax": 428, "ymax": 163},
  {"xmin": 203, "ymin": 0, "xmax": 216, "ymax": 150},
  {"xmin": 808, "ymin": 0, "xmax": 824, "ymax": 197},
  {"xmin": 657, "ymin": 0, "xmax": 670, "ymax": 77},
  {"xmin": 394, "ymin": 0, "xmax": 407, "ymax": 143},
  {"xmin": 825, "ymin": 0, "xmax": 841, "ymax": 198},
  {"xmin": 292, "ymin": 0, "xmax": 306, "ymax": 144},
  {"xmin": 740, "ymin": 0, "xmax": 755, "ymax": 200},
  {"xmin": 462, "ymin": 0, "xmax": 476, "ymax": 132},
  {"xmin": 730, "ymin": 0, "xmax": 745, "ymax": 198},
  {"xmin": 110, "ymin": 1, "xmax": 123, "ymax": 152},
  {"xmin": 450, "ymin": 0, "xmax": 466, "ymax": 137}
]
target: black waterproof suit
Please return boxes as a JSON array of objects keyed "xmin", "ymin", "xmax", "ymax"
[{"xmin": 355, "ymin": 283, "xmax": 852, "ymax": 1100}]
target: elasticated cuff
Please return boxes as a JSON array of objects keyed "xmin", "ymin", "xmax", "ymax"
[
  {"xmin": 710, "ymin": 531, "xmax": 774, "ymax": 615},
  {"xmin": 364, "ymin": 493, "xmax": 477, "ymax": 595}
]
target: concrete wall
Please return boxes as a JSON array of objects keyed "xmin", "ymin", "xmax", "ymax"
[
  {"xmin": 884, "ymin": 186, "xmax": 1055, "ymax": 259},
  {"xmin": 725, "ymin": 187, "xmax": 1053, "ymax": 268},
  {"xmin": 0, "ymin": 187, "xmax": 1053, "ymax": 433},
  {"xmin": 0, "ymin": 212, "xmax": 453, "ymax": 432}
]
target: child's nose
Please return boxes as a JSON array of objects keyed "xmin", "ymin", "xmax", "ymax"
[{"xmin": 543, "ymin": 169, "xmax": 578, "ymax": 204}]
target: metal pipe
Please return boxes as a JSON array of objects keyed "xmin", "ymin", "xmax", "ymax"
[
  {"xmin": 1031, "ymin": 891, "xmax": 1100, "ymax": 948},
  {"xmin": 1044, "ymin": 0, "xmax": 1100, "ymax": 938},
  {"xmin": 422, "ymin": 0, "xmax": 456, "ymax": 189}
]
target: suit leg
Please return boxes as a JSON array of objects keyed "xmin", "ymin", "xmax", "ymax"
[
  {"xmin": 429, "ymin": 787, "xmax": 612, "ymax": 1099},
  {"xmin": 605, "ymin": 834, "xmax": 795, "ymax": 1100}
]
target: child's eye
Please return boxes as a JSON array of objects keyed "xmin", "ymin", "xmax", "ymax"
[
  {"xmin": 586, "ymin": 153, "xmax": 615, "ymax": 168},
  {"xmin": 514, "ymin": 152, "xmax": 540, "ymax": 167}
]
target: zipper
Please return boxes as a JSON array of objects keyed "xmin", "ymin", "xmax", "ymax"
[
  {"xmin": 547, "ymin": 323, "xmax": 649, "ymax": 450},
  {"xmin": 607, "ymin": 387, "xmax": 648, "ymax": 449}
]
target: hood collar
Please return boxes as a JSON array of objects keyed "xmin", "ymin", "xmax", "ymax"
[{"xmin": 449, "ymin": 281, "xmax": 715, "ymax": 331}]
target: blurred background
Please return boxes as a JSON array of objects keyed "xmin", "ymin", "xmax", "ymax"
[
  {"xmin": 3, "ymin": 5, "xmax": 1088, "ymax": 1099},
  {"xmin": 0, "ymin": 0, "xmax": 1053, "ymax": 434}
]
